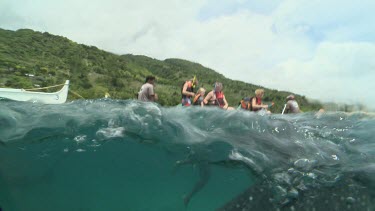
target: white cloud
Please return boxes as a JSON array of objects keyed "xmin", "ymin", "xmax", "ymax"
[{"xmin": 271, "ymin": 42, "xmax": 375, "ymax": 105}]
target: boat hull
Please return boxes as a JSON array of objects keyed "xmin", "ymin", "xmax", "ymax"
[{"xmin": 0, "ymin": 80, "xmax": 69, "ymax": 104}]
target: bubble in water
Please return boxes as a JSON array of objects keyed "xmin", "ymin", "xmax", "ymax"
[
  {"xmin": 294, "ymin": 158, "xmax": 315, "ymax": 171},
  {"xmin": 273, "ymin": 172, "xmax": 292, "ymax": 185},
  {"xmin": 273, "ymin": 185, "xmax": 287, "ymax": 202},
  {"xmin": 306, "ymin": 172, "xmax": 317, "ymax": 179},
  {"xmin": 346, "ymin": 197, "xmax": 355, "ymax": 204},
  {"xmin": 74, "ymin": 135, "xmax": 87, "ymax": 143}
]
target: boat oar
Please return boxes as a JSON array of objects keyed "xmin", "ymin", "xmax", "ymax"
[
  {"xmin": 281, "ymin": 104, "xmax": 287, "ymax": 115},
  {"xmin": 69, "ymin": 90, "xmax": 85, "ymax": 99}
]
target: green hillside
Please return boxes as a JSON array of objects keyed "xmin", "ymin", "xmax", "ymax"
[{"xmin": 0, "ymin": 28, "xmax": 322, "ymax": 112}]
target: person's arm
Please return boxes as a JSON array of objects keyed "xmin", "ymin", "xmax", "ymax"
[
  {"xmin": 203, "ymin": 92, "xmax": 212, "ymax": 104},
  {"xmin": 285, "ymin": 102, "xmax": 291, "ymax": 113},
  {"xmin": 182, "ymin": 82, "xmax": 195, "ymax": 97},
  {"xmin": 251, "ymin": 98, "xmax": 268, "ymax": 110},
  {"xmin": 267, "ymin": 102, "xmax": 275, "ymax": 110},
  {"xmin": 154, "ymin": 93, "xmax": 158, "ymax": 101},
  {"xmin": 198, "ymin": 96, "xmax": 205, "ymax": 107},
  {"xmin": 148, "ymin": 86, "xmax": 155, "ymax": 102},
  {"xmin": 222, "ymin": 95, "xmax": 229, "ymax": 109}
]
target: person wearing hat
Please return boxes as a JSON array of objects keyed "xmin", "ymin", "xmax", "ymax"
[
  {"xmin": 285, "ymin": 95, "xmax": 300, "ymax": 113},
  {"xmin": 138, "ymin": 76, "xmax": 158, "ymax": 102}
]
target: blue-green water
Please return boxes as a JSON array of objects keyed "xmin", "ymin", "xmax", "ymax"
[{"xmin": 0, "ymin": 100, "xmax": 374, "ymax": 211}]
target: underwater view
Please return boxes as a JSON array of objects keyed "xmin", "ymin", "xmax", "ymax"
[{"xmin": 0, "ymin": 99, "xmax": 374, "ymax": 211}]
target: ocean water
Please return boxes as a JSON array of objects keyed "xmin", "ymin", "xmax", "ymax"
[{"xmin": 0, "ymin": 99, "xmax": 374, "ymax": 211}]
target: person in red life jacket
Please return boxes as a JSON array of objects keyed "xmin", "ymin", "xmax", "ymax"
[
  {"xmin": 251, "ymin": 89, "xmax": 274, "ymax": 113},
  {"xmin": 193, "ymin": 87, "xmax": 206, "ymax": 107},
  {"xmin": 238, "ymin": 97, "xmax": 252, "ymax": 110},
  {"xmin": 203, "ymin": 82, "xmax": 234, "ymax": 110},
  {"xmin": 181, "ymin": 76, "xmax": 198, "ymax": 106}
]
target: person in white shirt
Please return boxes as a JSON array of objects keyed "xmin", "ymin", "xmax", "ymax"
[
  {"xmin": 285, "ymin": 95, "xmax": 301, "ymax": 113},
  {"xmin": 138, "ymin": 76, "xmax": 158, "ymax": 102}
]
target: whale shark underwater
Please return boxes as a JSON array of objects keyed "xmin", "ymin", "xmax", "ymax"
[
  {"xmin": 217, "ymin": 169, "xmax": 374, "ymax": 211},
  {"xmin": 166, "ymin": 110, "xmax": 375, "ymax": 211},
  {"xmin": 177, "ymin": 149, "xmax": 375, "ymax": 211}
]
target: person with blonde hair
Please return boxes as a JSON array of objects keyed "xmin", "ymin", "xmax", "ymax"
[
  {"xmin": 193, "ymin": 87, "xmax": 206, "ymax": 107},
  {"xmin": 251, "ymin": 89, "xmax": 273, "ymax": 112},
  {"xmin": 181, "ymin": 76, "xmax": 198, "ymax": 106}
]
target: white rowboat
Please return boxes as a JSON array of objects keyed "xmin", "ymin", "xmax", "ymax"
[{"xmin": 0, "ymin": 80, "xmax": 69, "ymax": 104}]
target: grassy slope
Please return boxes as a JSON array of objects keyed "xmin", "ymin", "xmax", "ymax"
[{"xmin": 0, "ymin": 28, "xmax": 322, "ymax": 112}]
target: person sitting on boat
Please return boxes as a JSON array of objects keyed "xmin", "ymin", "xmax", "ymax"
[
  {"xmin": 285, "ymin": 95, "xmax": 301, "ymax": 114},
  {"xmin": 193, "ymin": 87, "xmax": 206, "ymax": 107},
  {"xmin": 251, "ymin": 89, "xmax": 273, "ymax": 113},
  {"xmin": 237, "ymin": 97, "xmax": 252, "ymax": 111},
  {"xmin": 204, "ymin": 82, "xmax": 234, "ymax": 110},
  {"xmin": 138, "ymin": 76, "xmax": 158, "ymax": 102},
  {"xmin": 181, "ymin": 76, "xmax": 198, "ymax": 106}
]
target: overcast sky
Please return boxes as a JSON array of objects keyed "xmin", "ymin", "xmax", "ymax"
[{"xmin": 1, "ymin": 0, "xmax": 374, "ymax": 109}]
